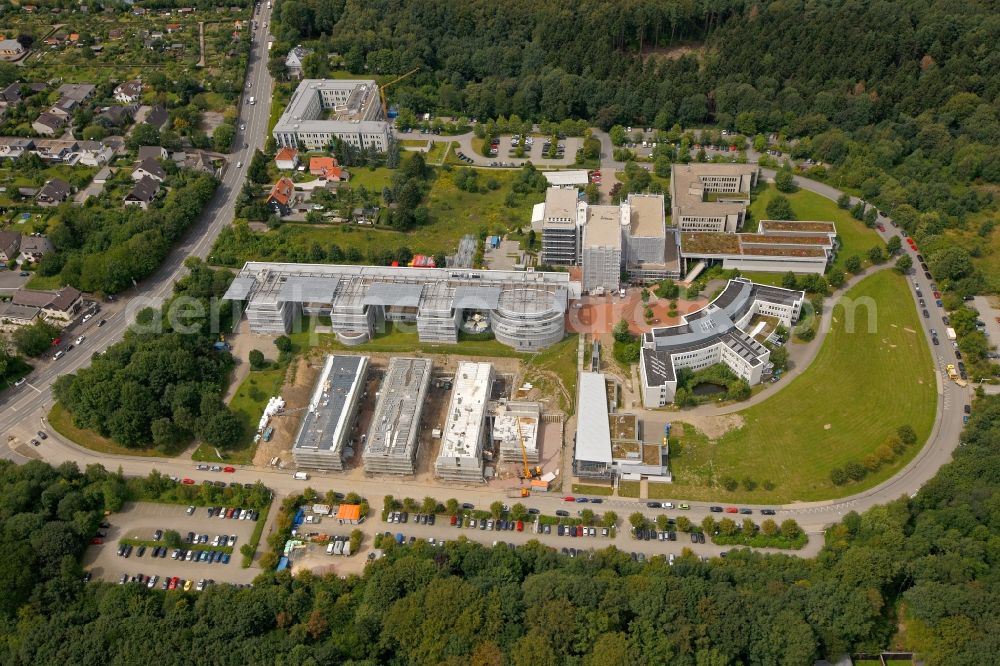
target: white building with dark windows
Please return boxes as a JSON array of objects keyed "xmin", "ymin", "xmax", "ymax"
[
  {"xmin": 669, "ymin": 164, "xmax": 759, "ymax": 232},
  {"xmin": 223, "ymin": 262, "xmax": 578, "ymax": 351},
  {"xmin": 638, "ymin": 279, "xmax": 804, "ymax": 407},
  {"xmin": 272, "ymin": 79, "xmax": 391, "ymax": 151},
  {"xmin": 434, "ymin": 362, "xmax": 495, "ymax": 483},
  {"xmin": 581, "ymin": 204, "xmax": 622, "ymax": 293}
]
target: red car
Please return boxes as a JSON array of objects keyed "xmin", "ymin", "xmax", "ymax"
[
  {"xmin": 563, "ymin": 496, "xmax": 576, "ymax": 502},
  {"xmin": 449, "ymin": 515, "xmax": 457, "ymax": 525},
  {"xmin": 223, "ymin": 466, "xmax": 235, "ymax": 473},
  {"xmin": 933, "ymin": 291, "xmax": 941, "ymax": 299},
  {"xmin": 516, "ymin": 521, "xmax": 524, "ymax": 532},
  {"xmin": 182, "ymin": 478, "xmax": 195, "ymax": 485},
  {"xmin": 876, "ymin": 223, "xmax": 885, "ymax": 232},
  {"xmin": 91, "ymin": 537, "xmax": 103, "ymax": 545},
  {"xmin": 575, "ymin": 525, "xmax": 583, "ymax": 537},
  {"xmin": 725, "ymin": 506, "xmax": 739, "ymax": 513},
  {"xmin": 168, "ymin": 576, "xmax": 179, "ymax": 590}
]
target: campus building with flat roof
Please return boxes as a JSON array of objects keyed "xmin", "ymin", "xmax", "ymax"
[
  {"xmin": 639, "ymin": 278, "xmax": 804, "ymax": 407},
  {"xmin": 679, "ymin": 219, "xmax": 838, "ymax": 275},
  {"xmin": 669, "ymin": 163, "xmax": 758, "ymax": 233},
  {"xmin": 223, "ymin": 262, "xmax": 578, "ymax": 351},
  {"xmin": 292, "ymin": 355, "xmax": 368, "ymax": 471},
  {"xmin": 581, "ymin": 204, "xmax": 622, "ymax": 293},
  {"xmin": 362, "ymin": 357, "xmax": 432, "ymax": 475},
  {"xmin": 272, "ymin": 79, "xmax": 391, "ymax": 151},
  {"xmin": 434, "ymin": 362, "xmax": 495, "ymax": 483}
]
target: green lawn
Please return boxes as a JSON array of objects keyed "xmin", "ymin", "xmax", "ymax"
[
  {"xmin": 24, "ymin": 273, "xmax": 63, "ymax": 290},
  {"xmin": 48, "ymin": 403, "xmax": 187, "ymax": 458},
  {"xmin": 749, "ymin": 184, "xmax": 883, "ymax": 273},
  {"xmin": 192, "ymin": 366, "xmax": 287, "ymax": 464},
  {"xmin": 571, "ymin": 484, "xmax": 613, "ymax": 496},
  {"xmin": 523, "ymin": 335, "xmax": 580, "ymax": 414},
  {"xmin": 214, "ymin": 166, "xmax": 536, "ymax": 265},
  {"xmin": 618, "ymin": 481, "xmax": 640, "ymax": 498},
  {"xmin": 669, "ymin": 270, "xmax": 937, "ymax": 502}
]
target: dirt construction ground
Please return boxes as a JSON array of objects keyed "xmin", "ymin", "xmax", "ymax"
[{"xmin": 83, "ymin": 502, "xmax": 260, "ymax": 585}]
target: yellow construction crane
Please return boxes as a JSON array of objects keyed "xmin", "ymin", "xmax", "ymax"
[
  {"xmin": 378, "ymin": 67, "xmax": 420, "ymax": 120},
  {"xmin": 516, "ymin": 416, "xmax": 542, "ymax": 482}
]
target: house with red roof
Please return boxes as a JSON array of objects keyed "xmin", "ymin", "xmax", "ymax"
[
  {"xmin": 308, "ymin": 156, "xmax": 348, "ymax": 182},
  {"xmin": 266, "ymin": 177, "xmax": 296, "ymax": 216},
  {"xmin": 274, "ymin": 147, "xmax": 299, "ymax": 170}
]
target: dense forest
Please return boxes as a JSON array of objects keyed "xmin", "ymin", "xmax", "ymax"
[
  {"xmin": 0, "ymin": 392, "xmax": 997, "ymax": 664},
  {"xmin": 52, "ymin": 260, "xmax": 242, "ymax": 450}
]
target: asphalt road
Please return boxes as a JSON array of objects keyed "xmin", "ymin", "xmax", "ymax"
[{"xmin": 0, "ymin": 53, "xmax": 968, "ymax": 559}]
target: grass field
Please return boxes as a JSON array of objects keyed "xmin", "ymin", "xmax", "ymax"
[
  {"xmin": 749, "ymin": 184, "xmax": 883, "ymax": 273},
  {"xmin": 48, "ymin": 404, "xmax": 187, "ymax": 458},
  {"xmin": 192, "ymin": 367, "xmax": 287, "ymax": 465},
  {"xmin": 571, "ymin": 484, "xmax": 614, "ymax": 496},
  {"xmin": 668, "ymin": 270, "xmax": 936, "ymax": 502},
  {"xmin": 216, "ymin": 167, "xmax": 536, "ymax": 264},
  {"xmin": 618, "ymin": 481, "xmax": 640, "ymax": 498}
]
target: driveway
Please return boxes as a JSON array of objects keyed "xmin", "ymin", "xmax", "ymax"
[{"xmin": 0, "ymin": 269, "xmax": 30, "ymax": 291}]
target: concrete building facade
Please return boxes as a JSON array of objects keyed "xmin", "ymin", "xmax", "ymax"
[
  {"xmin": 493, "ymin": 401, "xmax": 541, "ymax": 465},
  {"xmin": 540, "ymin": 187, "xmax": 584, "ymax": 266},
  {"xmin": 670, "ymin": 164, "xmax": 759, "ymax": 232},
  {"xmin": 362, "ymin": 357, "xmax": 432, "ymax": 476},
  {"xmin": 638, "ymin": 279, "xmax": 804, "ymax": 407},
  {"xmin": 581, "ymin": 204, "xmax": 622, "ymax": 293},
  {"xmin": 292, "ymin": 355, "xmax": 368, "ymax": 471},
  {"xmin": 434, "ymin": 362, "xmax": 495, "ymax": 483},
  {"xmin": 223, "ymin": 262, "xmax": 577, "ymax": 352},
  {"xmin": 272, "ymin": 79, "xmax": 391, "ymax": 152}
]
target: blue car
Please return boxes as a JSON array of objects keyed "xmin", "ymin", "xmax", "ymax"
[{"xmin": 222, "ymin": 553, "xmax": 230, "ymax": 564}]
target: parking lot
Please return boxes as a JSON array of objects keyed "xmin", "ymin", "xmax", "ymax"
[{"xmin": 83, "ymin": 501, "xmax": 261, "ymax": 586}]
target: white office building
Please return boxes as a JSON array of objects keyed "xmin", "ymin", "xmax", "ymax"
[
  {"xmin": 581, "ymin": 204, "xmax": 622, "ymax": 293},
  {"xmin": 638, "ymin": 279, "xmax": 804, "ymax": 407},
  {"xmin": 223, "ymin": 262, "xmax": 577, "ymax": 352},
  {"xmin": 540, "ymin": 187, "xmax": 586, "ymax": 266},
  {"xmin": 272, "ymin": 79, "xmax": 391, "ymax": 151},
  {"xmin": 435, "ymin": 362, "xmax": 495, "ymax": 483},
  {"xmin": 669, "ymin": 164, "xmax": 759, "ymax": 232}
]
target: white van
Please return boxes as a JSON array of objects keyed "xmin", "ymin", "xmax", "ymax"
[
  {"xmin": 293, "ymin": 471, "xmax": 309, "ymax": 480},
  {"xmin": 326, "ymin": 542, "xmax": 335, "ymax": 555},
  {"xmin": 341, "ymin": 541, "xmax": 351, "ymax": 556}
]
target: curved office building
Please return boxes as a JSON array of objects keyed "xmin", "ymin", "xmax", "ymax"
[
  {"xmin": 492, "ymin": 286, "xmax": 567, "ymax": 351},
  {"xmin": 638, "ymin": 278, "xmax": 805, "ymax": 407},
  {"xmin": 224, "ymin": 262, "xmax": 580, "ymax": 352}
]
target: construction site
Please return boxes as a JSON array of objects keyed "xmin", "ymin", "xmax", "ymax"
[{"xmin": 250, "ymin": 346, "xmax": 566, "ymax": 492}]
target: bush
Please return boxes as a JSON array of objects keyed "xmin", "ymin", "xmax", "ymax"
[
  {"xmin": 249, "ymin": 349, "xmax": 266, "ymax": 369},
  {"xmin": 830, "ymin": 467, "xmax": 848, "ymax": 485},
  {"xmin": 720, "ymin": 476, "xmax": 738, "ymax": 492},
  {"xmin": 845, "ymin": 461, "xmax": 867, "ymax": 481}
]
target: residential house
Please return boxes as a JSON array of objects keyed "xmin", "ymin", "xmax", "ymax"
[
  {"xmin": 165, "ymin": 23, "xmax": 182, "ymax": 33},
  {"xmin": 285, "ymin": 46, "xmax": 312, "ymax": 79},
  {"xmin": 183, "ymin": 152, "xmax": 215, "ymax": 174},
  {"xmin": 17, "ymin": 187, "xmax": 38, "ymax": 200},
  {"xmin": 75, "ymin": 140, "xmax": 114, "ymax": 166},
  {"xmin": 124, "ymin": 175, "xmax": 159, "ymax": 208},
  {"xmin": 32, "ymin": 112, "xmax": 67, "ymax": 136},
  {"xmin": 108, "ymin": 29, "xmax": 123, "ymax": 40},
  {"xmin": 144, "ymin": 104, "xmax": 169, "ymax": 130},
  {"xmin": 113, "ymin": 79, "xmax": 143, "ymax": 104},
  {"xmin": 12, "ymin": 286, "xmax": 83, "ymax": 323},
  {"xmin": 47, "ymin": 97, "xmax": 77, "ymax": 119},
  {"xmin": 132, "ymin": 157, "xmax": 166, "ymax": 182},
  {"xmin": 97, "ymin": 105, "xmax": 134, "ymax": 128},
  {"xmin": 138, "ymin": 145, "xmax": 168, "ymax": 161},
  {"xmin": 36, "ymin": 178, "xmax": 72, "ymax": 206},
  {"xmin": 0, "ymin": 302, "xmax": 40, "ymax": 331},
  {"xmin": 0, "ymin": 82, "xmax": 22, "ymax": 106},
  {"xmin": 93, "ymin": 165, "xmax": 113, "ymax": 184},
  {"xmin": 18, "ymin": 234, "xmax": 54, "ymax": 263},
  {"xmin": 0, "ymin": 39, "xmax": 25, "ymax": 58},
  {"xmin": 266, "ymin": 177, "xmax": 296, "ymax": 216},
  {"xmin": 0, "ymin": 137, "xmax": 34, "ymax": 159},
  {"xmin": 68, "ymin": 33, "xmax": 80, "ymax": 45},
  {"xmin": 0, "ymin": 231, "xmax": 21, "ymax": 262},
  {"xmin": 57, "ymin": 83, "xmax": 95, "ymax": 103},
  {"xmin": 33, "ymin": 139, "xmax": 78, "ymax": 162},
  {"xmin": 309, "ymin": 156, "xmax": 347, "ymax": 182},
  {"xmin": 274, "ymin": 147, "xmax": 299, "ymax": 170}
]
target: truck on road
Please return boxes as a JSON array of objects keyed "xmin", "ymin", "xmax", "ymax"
[
  {"xmin": 946, "ymin": 364, "xmax": 968, "ymax": 387},
  {"xmin": 293, "ymin": 471, "xmax": 309, "ymax": 480}
]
